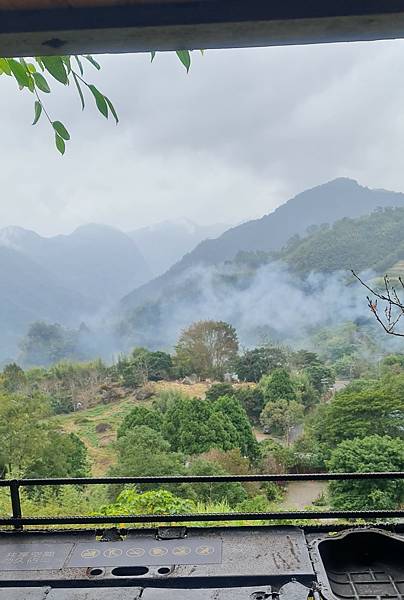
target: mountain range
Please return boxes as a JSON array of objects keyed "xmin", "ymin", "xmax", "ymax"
[
  {"xmin": 3, "ymin": 176, "xmax": 404, "ymax": 362},
  {"xmin": 117, "ymin": 203, "xmax": 404, "ymax": 351},
  {"xmin": 121, "ymin": 178, "xmax": 404, "ymax": 311}
]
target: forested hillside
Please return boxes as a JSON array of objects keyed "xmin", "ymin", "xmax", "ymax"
[
  {"xmin": 122, "ymin": 178, "xmax": 404, "ymax": 311},
  {"xmin": 0, "ymin": 320, "xmax": 402, "ymax": 521},
  {"xmin": 117, "ymin": 207, "xmax": 404, "ymax": 351},
  {"xmin": 276, "ymin": 207, "xmax": 404, "ymax": 275}
]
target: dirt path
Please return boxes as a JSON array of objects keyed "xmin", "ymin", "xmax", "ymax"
[{"xmin": 281, "ymin": 481, "xmax": 327, "ymax": 510}]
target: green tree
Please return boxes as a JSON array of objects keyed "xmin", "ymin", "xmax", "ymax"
[
  {"xmin": 304, "ymin": 363, "xmax": 335, "ymax": 394},
  {"xmin": 162, "ymin": 397, "xmax": 240, "ymax": 456},
  {"xmin": 174, "ymin": 320, "xmax": 239, "ymax": 380},
  {"xmin": 205, "ymin": 383, "xmax": 234, "ymax": 402},
  {"xmin": 234, "ymin": 346, "xmax": 287, "ymax": 382},
  {"xmin": 0, "ymin": 391, "xmax": 51, "ymax": 474},
  {"xmin": 235, "ymin": 386, "xmax": 265, "ymax": 424},
  {"xmin": 108, "ymin": 426, "xmax": 185, "ymax": 499},
  {"xmin": 259, "ymin": 368, "xmax": 297, "ymax": 403},
  {"xmin": 1, "ymin": 363, "xmax": 26, "ymax": 393},
  {"xmin": 146, "ymin": 351, "xmax": 173, "ymax": 381},
  {"xmin": 260, "ymin": 399, "xmax": 304, "ymax": 445},
  {"xmin": 117, "ymin": 405, "xmax": 163, "ymax": 438},
  {"xmin": 24, "ymin": 432, "xmax": 89, "ymax": 498},
  {"xmin": 101, "ymin": 488, "xmax": 194, "ymax": 517},
  {"xmin": 19, "ymin": 322, "xmax": 81, "ymax": 367},
  {"xmin": 186, "ymin": 459, "xmax": 247, "ymax": 507},
  {"xmin": 311, "ymin": 384, "xmax": 404, "ymax": 455},
  {"xmin": 327, "ymin": 435, "xmax": 404, "ymax": 510},
  {"xmin": 293, "ymin": 371, "xmax": 320, "ymax": 409},
  {"xmin": 213, "ymin": 395, "xmax": 259, "ymax": 460}
]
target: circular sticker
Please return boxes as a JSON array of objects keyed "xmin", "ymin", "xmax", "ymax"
[
  {"xmin": 149, "ymin": 547, "xmax": 169, "ymax": 557},
  {"xmin": 172, "ymin": 546, "xmax": 192, "ymax": 556},
  {"xmin": 126, "ymin": 547, "xmax": 146, "ymax": 558},
  {"xmin": 103, "ymin": 548, "xmax": 123, "ymax": 558},
  {"xmin": 196, "ymin": 545, "xmax": 215, "ymax": 556}
]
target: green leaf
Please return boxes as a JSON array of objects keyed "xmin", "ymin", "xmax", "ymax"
[
  {"xmin": 0, "ymin": 58, "xmax": 11, "ymax": 75},
  {"xmin": 72, "ymin": 72, "xmax": 85, "ymax": 110},
  {"xmin": 8, "ymin": 58, "xmax": 30, "ymax": 88},
  {"xmin": 61, "ymin": 56, "xmax": 71, "ymax": 73},
  {"xmin": 150, "ymin": 51, "xmax": 156, "ymax": 62},
  {"xmin": 105, "ymin": 96, "xmax": 119, "ymax": 124},
  {"xmin": 52, "ymin": 121, "xmax": 70, "ymax": 141},
  {"xmin": 89, "ymin": 84, "xmax": 108, "ymax": 119},
  {"xmin": 176, "ymin": 50, "xmax": 191, "ymax": 72},
  {"xmin": 74, "ymin": 55, "xmax": 84, "ymax": 76},
  {"xmin": 27, "ymin": 77, "xmax": 35, "ymax": 93},
  {"xmin": 34, "ymin": 57, "xmax": 45, "ymax": 71},
  {"xmin": 32, "ymin": 100, "xmax": 42, "ymax": 125},
  {"xmin": 27, "ymin": 63, "xmax": 36, "ymax": 74},
  {"xmin": 84, "ymin": 55, "xmax": 101, "ymax": 70},
  {"xmin": 55, "ymin": 133, "xmax": 66, "ymax": 155},
  {"xmin": 41, "ymin": 56, "xmax": 68, "ymax": 85},
  {"xmin": 32, "ymin": 72, "xmax": 50, "ymax": 93}
]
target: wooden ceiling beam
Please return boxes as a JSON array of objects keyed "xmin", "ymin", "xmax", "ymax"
[{"xmin": 2, "ymin": 0, "xmax": 404, "ymax": 56}]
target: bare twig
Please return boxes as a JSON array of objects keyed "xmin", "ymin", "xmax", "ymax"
[{"xmin": 352, "ymin": 270, "xmax": 404, "ymax": 337}]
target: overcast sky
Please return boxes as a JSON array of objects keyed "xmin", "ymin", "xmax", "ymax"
[{"xmin": 1, "ymin": 39, "xmax": 404, "ymax": 236}]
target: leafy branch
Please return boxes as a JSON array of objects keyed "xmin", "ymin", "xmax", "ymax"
[
  {"xmin": 0, "ymin": 49, "xmax": 197, "ymax": 154},
  {"xmin": 0, "ymin": 55, "xmax": 118, "ymax": 154}
]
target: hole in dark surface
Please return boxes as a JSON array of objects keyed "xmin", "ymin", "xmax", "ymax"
[
  {"xmin": 111, "ymin": 566, "xmax": 149, "ymax": 577},
  {"xmin": 319, "ymin": 531, "xmax": 404, "ymax": 599},
  {"xmin": 157, "ymin": 567, "xmax": 171, "ymax": 575},
  {"xmin": 89, "ymin": 567, "xmax": 104, "ymax": 576}
]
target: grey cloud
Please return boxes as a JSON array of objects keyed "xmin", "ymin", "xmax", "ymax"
[{"xmin": 1, "ymin": 40, "xmax": 404, "ymax": 235}]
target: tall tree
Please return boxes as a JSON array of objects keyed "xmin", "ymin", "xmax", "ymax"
[
  {"xmin": 0, "ymin": 391, "xmax": 51, "ymax": 474},
  {"xmin": 234, "ymin": 346, "xmax": 287, "ymax": 382},
  {"xmin": 327, "ymin": 435, "xmax": 404, "ymax": 510},
  {"xmin": 259, "ymin": 368, "xmax": 297, "ymax": 403},
  {"xmin": 175, "ymin": 320, "xmax": 239, "ymax": 380}
]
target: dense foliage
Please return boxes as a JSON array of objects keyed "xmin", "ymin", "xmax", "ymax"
[
  {"xmin": 0, "ymin": 317, "xmax": 403, "ymax": 516},
  {"xmin": 175, "ymin": 320, "xmax": 239, "ymax": 379}
]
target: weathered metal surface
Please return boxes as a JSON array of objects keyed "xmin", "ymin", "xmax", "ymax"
[
  {"xmin": 68, "ymin": 537, "xmax": 222, "ymax": 567},
  {"xmin": 46, "ymin": 590, "xmax": 143, "ymax": 599},
  {"xmin": 0, "ymin": 590, "xmax": 51, "ymax": 600},
  {"xmin": 0, "ymin": 527, "xmax": 314, "ymax": 583},
  {"xmin": 141, "ymin": 586, "xmax": 273, "ymax": 599},
  {"xmin": 0, "ymin": 542, "xmax": 73, "ymax": 571}
]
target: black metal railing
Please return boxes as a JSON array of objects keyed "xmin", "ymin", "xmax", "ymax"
[{"xmin": 0, "ymin": 472, "xmax": 403, "ymax": 530}]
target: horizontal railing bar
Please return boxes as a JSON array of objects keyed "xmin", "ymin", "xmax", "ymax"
[
  {"xmin": 0, "ymin": 472, "xmax": 403, "ymax": 487},
  {"xmin": 0, "ymin": 509, "xmax": 403, "ymax": 526}
]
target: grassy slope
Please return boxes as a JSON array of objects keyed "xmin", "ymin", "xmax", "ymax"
[{"xmin": 54, "ymin": 381, "xmax": 211, "ymax": 476}]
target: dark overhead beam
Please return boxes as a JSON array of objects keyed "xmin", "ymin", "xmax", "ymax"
[{"xmin": 2, "ymin": 0, "xmax": 404, "ymax": 56}]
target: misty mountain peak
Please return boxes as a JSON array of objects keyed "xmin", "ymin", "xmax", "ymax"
[
  {"xmin": 70, "ymin": 223, "xmax": 126, "ymax": 239},
  {"xmin": 121, "ymin": 178, "xmax": 404, "ymax": 311},
  {"xmin": 0, "ymin": 225, "xmax": 41, "ymax": 249}
]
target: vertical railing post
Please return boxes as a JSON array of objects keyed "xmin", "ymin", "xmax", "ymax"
[{"xmin": 10, "ymin": 481, "xmax": 23, "ymax": 531}]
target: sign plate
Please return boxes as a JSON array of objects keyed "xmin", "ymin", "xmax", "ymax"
[
  {"xmin": 68, "ymin": 538, "xmax": 222, "ymax": 567},
  {"xmin": 0, "ymin": 543, "xmax": 73, "ymax": 571}
]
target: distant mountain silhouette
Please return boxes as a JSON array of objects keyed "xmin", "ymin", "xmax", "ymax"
[
  {"xmin": 121, "ymin": 178, "xmax": 404, "ymax": 311},
  {"xmin": 0, "ymin": 223, "xmax": 151, "ymax": 306},
  {"xmin": 0, "ymin": 245, "xmax": 88, "ymax": 360}
]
